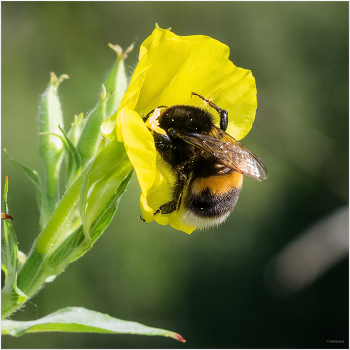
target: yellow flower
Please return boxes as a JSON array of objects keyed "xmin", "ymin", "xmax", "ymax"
[{"xmin": 101, "ymin": 28, "xmax": 257, "ymax": 234}]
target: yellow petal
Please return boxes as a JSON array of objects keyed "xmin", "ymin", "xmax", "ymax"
[
  {"xmin": 141, "ymin": 169, "xmax": 171, "ymax": 224},
  {"xmin": 139, "ymin": 157, "xmax": 196, "ymax": 234},
  {"xmin": 118, "ymin": 107, "xmax": 156, "ymax": 217},
  {"xmin": 135, "ymin": 28, "xmax": 256, "ymax": 140}
]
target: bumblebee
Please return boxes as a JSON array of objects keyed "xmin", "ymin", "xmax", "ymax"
[{"xmin": 143, "ymin": 92, "xmax": 267, "ymax": 229}]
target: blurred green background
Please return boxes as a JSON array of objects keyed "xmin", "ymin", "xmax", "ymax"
[{"xmin": 1, "ymin": 2, "xmax": 348, "ymax": 349}]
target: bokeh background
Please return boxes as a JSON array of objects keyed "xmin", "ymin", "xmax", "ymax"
[{"xmin": 1, "ymin": 2, "xmax": 348, "ymax": 349}]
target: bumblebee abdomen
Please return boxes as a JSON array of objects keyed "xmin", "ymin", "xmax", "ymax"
[
  {"xmin": 185, "ymin": 171, "xmax": 243, "ymax": 223},
  {"xmin": 188, "ymin": 187, "xmax": 241, "ymax": 218}
]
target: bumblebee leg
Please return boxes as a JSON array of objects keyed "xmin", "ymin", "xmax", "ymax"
[
  {"xmin": 154, "ymin": 201, "xmax": 176, "ymax": 215},
  {"xmin": 152, "ymin": 131, "xmax": 172, "ymax": 144},
  {"xmin": 154, "ymin": 173, "xmax": 187, "ymax": 215},
  {"xmin": 174, "ymin": 173, "xmax": 187, "ymax": 211},
  {"xmin": 191, "ymin": 92, "xmax": 228, "ymax": 131}
]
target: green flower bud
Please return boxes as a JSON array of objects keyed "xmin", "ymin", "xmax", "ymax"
[
  {"xmin": 38, "ymin": 72, "xmax": 68, "ymax": 212},
  {"xmin": 76, "ymin": 86, "xmax": 112, "ymax": 167},
  {"xmin": 67, "ymin": 113, "xmax": 85, "ymax": 147},
  {"xmin": 17, "ymin": 251, "xmax": 27, "ymax": 269},
  {"xmin": 104, "ymin": 44, "xmax": 133, "ymax": 116}
]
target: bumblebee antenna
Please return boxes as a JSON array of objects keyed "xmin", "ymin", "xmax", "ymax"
[{"xmin": 191, "ymin": 92, "xmax": 228, "ymax": 131}]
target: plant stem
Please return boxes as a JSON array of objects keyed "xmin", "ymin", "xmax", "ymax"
[
  {"xmin": 1, "ymin": 157, "xmax": 133, "ymax": 320},
  {"xmin": 45, "ymin": 160, "xmax": 61, "ymax": 214},
  {"xmin": 1, "ymin": 170, "xmax": 85, "ymax": 319}
]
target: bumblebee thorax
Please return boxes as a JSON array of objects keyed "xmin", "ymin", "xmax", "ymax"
[{"xmin": 158, "ymin": 105, "xmax": 215, "ymax": 135}]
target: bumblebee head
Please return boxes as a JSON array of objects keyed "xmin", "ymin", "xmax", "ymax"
[{"xmin": 144, "ymin": 107, "xmax": 168, "ymax": 136}]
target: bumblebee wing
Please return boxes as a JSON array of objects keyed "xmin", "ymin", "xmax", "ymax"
[
  {"xmin": 173, "ymin": 130, "xmax": 244, "ymax": 174},
  {"xmin": 212, "ymin": 127, "xmax": 268, "ymax": 181},
  {"xmin": 174, "ymin": 127, "xmax": 268, "ymax": 181}
]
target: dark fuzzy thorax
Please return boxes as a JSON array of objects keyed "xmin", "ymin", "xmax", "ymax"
[{"xmin": 156, "ymin": 105, "xmax": 217, "ymax": 174}]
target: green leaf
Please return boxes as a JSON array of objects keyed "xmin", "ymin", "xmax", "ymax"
[
  {"xmin": 1, "ymin": 176, "xmax": 15, "ymax": 282},
  {"xmin": 104, "ymin": 43, "xmax": 133, "ymax": 116},
  {"xmin": 77, "ymin": 159, "xmax": 94, "ymax": 246},
  {"xmin": 72, "ymin": 169, "xmax": 133, "ymax": 262},
  {"xmin": 12, "ymin": 170, "xmax": 89, "ymax": 315},
  {"xmin": 39, "ymin": 130, "xmax": 82, "ymax": 188},
  {"xmin": 77, "ymin": 138, "xmax": 129, "ymax": 250},
  {"xmin": 3, "ymin": 149, "xmax": 50, "ymax": 229},
  {"xmin": 48, "ymin": 169, "xmax": 132, "ymax": 267},
  {"xmin": 1, "ymin": 177, "xmax": 28, "ymax": 319},
  {"xmin": 2, "ymin": 175, "xmax": 9, "ymax": 210},
  {"xmin": 84, "ymin": 159, "xmax": 133, "ymax": 238},
  {"xmin": 1, "ymin": 307, "xmax": 186, "ymax": 343},
  {"xmin": 89, "ymin": 137, "xmax": 127, "ymax": 185},
  {"xmin": 39, "ymin": 127, "xmax": 83, "ymax": 187},
  {"xmin": 90, "ymin": 170, "xmax": 132, "ymax": 240},
  {"xmin": 57, "ymin": 125, "xmax": 82, "ymax": 187}
]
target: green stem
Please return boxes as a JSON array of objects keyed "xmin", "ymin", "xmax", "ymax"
[
  {"xmin": 45, "ymin": 160, "xmax": 61, "ymax": 213},
  {"xmin": 1, "ymin": 156, "xmax": 133, "ymax": 320},
  {"xmin": 1, "ymin": 289, "xmax": 15, "ymax": 320},
  {"xmin": 1, "ymin": 169, "xmax": 85, "ymax": 319}
]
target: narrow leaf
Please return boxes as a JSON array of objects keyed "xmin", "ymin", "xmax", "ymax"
[
  {"xmin": 77, "ymin": 160, "xmax": 94, "ymax": 246},
  {"xmin": 1, "ymin": 176, "xmax": 14, "ymax": 282},
  {"xmin": 90, "ymin": 170, "xmax": 132, "ymax": 240},
  {"xmin": 1, "ymin": 307, "xmax": 186, "ymax": 343},
  {"xmin": 72, "ymin": 169, "xmax": 133, "ymax": 262},
  {"xmin": 48, "ymin": 170, "xmax": 132, "ymax": 267},
  {"xmin": 84, "ymin": 159, "xmax": 133, "ymax": 237},
  {"xmin": 57, "ymin": 125, "xmax": 82, "ymax": 186},
  {"xmin": 89, "ymin": 137, "xmax": 127, "ymax": 185},
  {"xmin": 40, "ymin": 127, "xmax": 83, "ymax": 187},
  {"xmin": 3, "ymin": 149, "xmax": 50, "ymax": 229},
  {"xmin": 1, "ymin": 177, "xmax": 28, "ymax": 318},
  {"xmin": 1, "ymin": 218, "xmax": 17, "ymax": 286}
]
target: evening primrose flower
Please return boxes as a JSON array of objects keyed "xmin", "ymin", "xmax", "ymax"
[{"xmin": 101, "ymin": 28, "xmax": 257, "ymax": 234}]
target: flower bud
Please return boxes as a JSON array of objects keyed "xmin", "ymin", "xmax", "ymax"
[
  {"xmin": 76, "ymin": 86, "xmax": 111, "ymax": 167},
  {"xmin": 104, "ymin": 44, "xmax": 133, "ymax": 116},
  {"xmin": 67, "ymin": 113, "xmax": 84, "ymax": 147},
  {"xmin": 38, "ymin": 72, "xmax": 68, "ymax": 212},
  {"xmin": 17, "ymin": 251, "xmax": 27, "ymax": 269}
]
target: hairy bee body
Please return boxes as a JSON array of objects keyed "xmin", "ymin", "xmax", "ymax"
[
  {"xmin": 153, "ymin": 105, "xmax": 243, "ymax": 227},
  {"xmin": 144, "ymin": 93, "xmax": 267, "ymax": 229}
]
